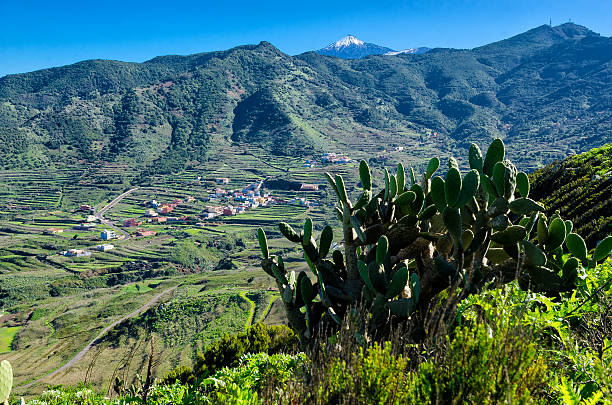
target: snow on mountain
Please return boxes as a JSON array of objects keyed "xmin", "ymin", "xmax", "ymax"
[
  {"xmin": 316, "ymin": 35, "xmax": 394, "ymax": 59},
  {"xmin": 315, "ymin": 35, "xmax": 429, "ymax": 59},
  {"xmin": 325, "ymin": 35, "xmax": 365, "ymax": 49},
  {"xmin": 384, "ymin": 47, "xmax": 431, "ymax": 55}
]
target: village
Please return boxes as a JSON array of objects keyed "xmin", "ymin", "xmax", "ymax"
[{"xmin": 50, "ymin": 176, "xmax": 324, "ymax": 259}]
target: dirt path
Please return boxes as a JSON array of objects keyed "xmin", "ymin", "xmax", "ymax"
[
  {"xmin": 16, "ymin": 285, "xmax": 177, "ymax": 390},
  {"xmin": 95, "ymin": 187, "xmax": 139, "ymax": 239}
]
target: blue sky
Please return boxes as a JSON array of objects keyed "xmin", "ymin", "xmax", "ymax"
[{"xmin": 1, "ymin": 0, "xmax": 611, "ymax": 77}]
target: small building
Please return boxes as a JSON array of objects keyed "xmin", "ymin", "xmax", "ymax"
[
  {"xmin": 123, "ymin": 218, "xmax": 140, "ymax": 227},
  {"xmin": 136, "ymin": 230, "xmax": 157, "ymax": 237},
  {"xmin": 144, "ymin": 209, "xmax": 158, "ymax": 217},
  {"xmin": 215, "ymin": 178, "xmax": 230, "ymax": 184},
  {"xmin": 146, "ymin": 199, "xmax": 159, "ymax": 208},
  {"xmin": 44, "ymin": 227, "xmax": 64, "ymax": 235},
  {"xmin": 300, "ymin": 184, "xmax": 319, "ymax": 191},
  {"xmin": 73, "ymin": 223, "xmax": 97, "ymax": 231},
  {"xmin": 64, "ymin": 249, "xmax": 91, "ymax": 257},
  {"xmin": 80, "ymin": 204, "xmax": 93, "ymax": 212},
  {"xmin": 86, "ymin": 215, "xmax": 98, "ymax": 223},
  {"xmin": 158, "ymin": 205, "xmax": 174, "ymax": 214},
  {"xmin": 223, "ymin": 206, "xmax": 236, "ymax": 216},
  {"xmin": 291, "ymin": 197, "xmax": 309, "ymax": 206},
  {"xmin": 151, "ymin": 216, "xmax": 167, "ymax": 223},
  {"xmin": 203, "ymin": 206, "xmax": 223, "ymax": 214},
  {"xmin": 100, "ymin": 229, "xmax": 117, "ymax": 240},
  {"xmin": 96, "ymin": 244, "xmax": 115, "ymax": 252}
]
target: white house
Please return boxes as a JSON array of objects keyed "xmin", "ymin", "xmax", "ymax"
[{"xmin": 101, "ymin": 229, "xmax": 117, "ymax": 240}]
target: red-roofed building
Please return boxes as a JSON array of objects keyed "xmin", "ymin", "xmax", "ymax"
[
  {"xmin": 158, "ymin": 205, "xmax": 174, "ymax": 214},
  {"xmin": 300, "ymin": 184, "xmax": 319, "ymax": 191},
  {"xmin": 123, "ymin": 218, "xmax": 140, "ymax": 227}
]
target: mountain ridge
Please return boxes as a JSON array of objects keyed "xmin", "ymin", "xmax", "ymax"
[{"xmin": 0, "ymin": 23, "xmax": 610, "ymax": 174}]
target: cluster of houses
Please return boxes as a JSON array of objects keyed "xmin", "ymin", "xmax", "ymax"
[
  {"xmin": 143, "ymin": 196, "xmax": 193, "ymax": 215},
  {"xmin": 201, "ymin": 180, "xmax": 277, "ymax": 219},
  {"xmin": 115, "ymin": 196, "xmax": 198, "ymax": 232}
]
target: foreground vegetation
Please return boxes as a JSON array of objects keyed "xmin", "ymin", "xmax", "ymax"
[
  {"xmin": 9, "ymin": 256, "xmax": 612, "ymax": 404},
  {"xmin": 0, "ymin": 140, "xmax": 609, "ymax": 404}
]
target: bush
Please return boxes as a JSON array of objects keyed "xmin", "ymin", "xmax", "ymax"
[
  {"xmin": 24, "ymin": 384, "xmax": 106, "ymax": 404},
  {"xmin": 418, "ymin": 322, "xmax": 550, "ymax": 404},
  {"xmin": 317, "ymin": 342, "xmax": 411, "ymax": 404},
  {"xmin": 207, "ymin": 352, "xmax": 306, "ymax": 403},
  {"xmin": 163, "ymin": 322, "xmax": 299, "ymax": 384}
]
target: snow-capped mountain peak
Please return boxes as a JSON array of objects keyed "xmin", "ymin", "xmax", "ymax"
[
  {"xmin": 316, "ymin": 35, "xmax": 394, "ymax": 59},
  {"xmin": 332, "ymin": 35, "xmax": 365, "ymax": 48},
  {"xmin": 315, "ymin": 35, "xmax": 430, "ymax": 59}
]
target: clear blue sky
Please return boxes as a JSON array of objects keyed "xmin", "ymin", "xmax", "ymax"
[{"xmin": 1, "ymin": 0, "xmax": 611, "ymax": 77}]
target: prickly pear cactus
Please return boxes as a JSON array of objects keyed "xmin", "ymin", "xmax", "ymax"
[
  {"xmin": 0, "ymin": 360, "xmax": 12, "ymax": 405},
  {"xmin": 258, "ymin": 139, "xmax": 612, "ymax": 340}
]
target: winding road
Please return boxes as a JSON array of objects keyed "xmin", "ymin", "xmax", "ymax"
[
  {"xmin": 95, "ymin": 187, "xmax": 139, "ymax": 239},
  {"xmin": 16, "ymin": 285, "xmax": 177, "ymax": 390}
]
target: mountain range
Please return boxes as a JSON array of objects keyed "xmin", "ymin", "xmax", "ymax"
[
  {"xmin": 315, "ymin": 34, "xmax": 430, "ymax": 59},
  {"xmin": 0, "ymin": 23, "xmax": 610, "ymax": 173}
]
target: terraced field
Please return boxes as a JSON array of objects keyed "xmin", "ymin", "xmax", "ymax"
[{"xmin": 0, "ymin": 150, "xmax": 372, "ymax": 395}]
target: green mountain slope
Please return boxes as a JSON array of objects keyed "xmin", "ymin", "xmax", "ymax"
[
  {"xmin": 0, "ymin": 23, "xmax": 610, "ymax": 173},
  {"xmin": 530, "ymin": 143, "xmax": 612, "ymax": 247}
]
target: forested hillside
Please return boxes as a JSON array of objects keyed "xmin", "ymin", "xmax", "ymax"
[{"xmin": 0, "ymin": 23, "xmax": 610, "ymax": 173}]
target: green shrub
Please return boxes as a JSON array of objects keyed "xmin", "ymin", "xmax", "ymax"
[
  {"xmin": 25, "ymin": 384, "xmax": 107, "ymax": 404},
  {"xmin": 318, "ymin": 341, "xmax": 411, "ymax": 405},
  {"xmin": 163, "ymin": 322, "xmax": 298, "ymax": 384},
  {"xmin": 207, "ymin": 352, "xmax": 306, "ymax": 403},
  {"xmin": 162, "ymin": 365, "xmax": 195, "ymax": 386},
  {"xmin": 418, "ymin": 322, "xmax": 550, "ymax": 404}
]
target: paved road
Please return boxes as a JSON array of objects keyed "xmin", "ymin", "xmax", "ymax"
[
  {"xmin": 95, "ymin": 187, "xmax": 139, "ymax": 240},
  {"xmin": 16, "ymin": 285, "xmax": 177, "ymax": 390}
]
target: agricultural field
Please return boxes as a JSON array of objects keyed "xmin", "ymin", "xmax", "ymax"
[{"xmin": 0, "ymin": 148, "xmax": 375, "ymax": 395}]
